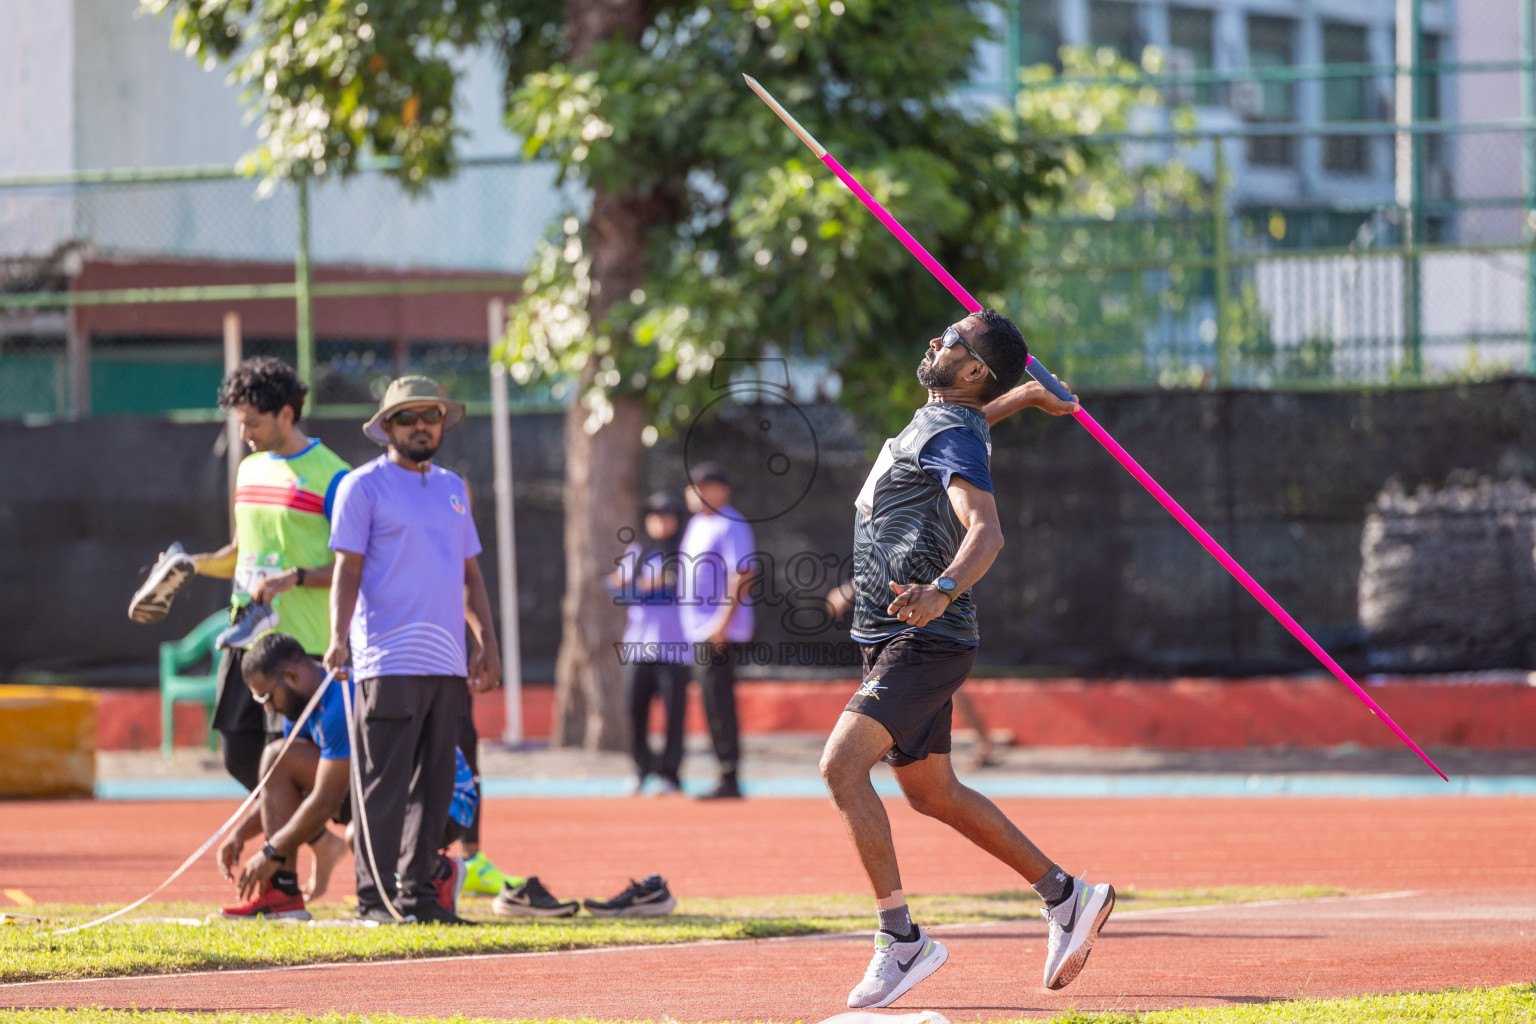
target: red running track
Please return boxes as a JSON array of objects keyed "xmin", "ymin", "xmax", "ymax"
[
  {"xmin": 3, "ymin": 796, "xmax": 1534, "ymax": 905},
  {"xmin": 2, "ymin": 796, "xmax": 1535, "ymax": 1020}
]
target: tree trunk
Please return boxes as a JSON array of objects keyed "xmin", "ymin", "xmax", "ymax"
[
  {"xmin": 552, "ymin": 381, "xmax": 645, "ymax": 750},
  {"xmin": 551, "ymin": 0, "xmax": 657, "ymax": 750}
]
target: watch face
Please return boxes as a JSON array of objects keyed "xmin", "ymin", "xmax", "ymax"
[{"xmin": 937, "ymin": 577, "xmax": 957, "ymax": 593}]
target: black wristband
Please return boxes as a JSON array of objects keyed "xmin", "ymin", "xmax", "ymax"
[
  {"xmin": 294, "ymin": 567, "xmax": 307, "ymax": 587},
  {"xmin": 261, "ymin": 842, "xmax": 287, "ymax": 864}
]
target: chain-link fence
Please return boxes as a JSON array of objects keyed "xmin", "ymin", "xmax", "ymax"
[{"xmin": 1017, "ymin": 56, "xmax": 1536, "ymax": 391}]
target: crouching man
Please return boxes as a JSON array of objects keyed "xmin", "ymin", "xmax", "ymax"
[
  {"xmin": 218, "ymin": 631, "xmax": 486, "ymax": 923},
  {"xmin": 217, "ymin": 632, "xmax": 353, "ymax": 920}
]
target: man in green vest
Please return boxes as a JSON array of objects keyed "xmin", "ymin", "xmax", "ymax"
[{"xmin": 188, "ymin": 357, "xmax": 352, "ymax": 900}]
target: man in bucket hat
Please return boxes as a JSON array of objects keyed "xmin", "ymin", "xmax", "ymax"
[{"xmin": 325, "ymin": 376, "xmax": 502, "ymax": 924}]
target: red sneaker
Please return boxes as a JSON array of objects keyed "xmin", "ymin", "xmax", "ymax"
[
  {"xmin": 433, "ymin": 855, "xmax": 467, "ymax": 915},
  {"xmin": 220, "ymin": 882, "xmax": 310, "ymax": 921}
]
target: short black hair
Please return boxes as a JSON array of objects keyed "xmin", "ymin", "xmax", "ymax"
[
  {"xmin": 218, "ymin": 357, "xmax": 308, "ymax": 421},
  {"xmin": 645, "ymin": 491, "xmax": 686, "ymax": 517},
  {"xmin": 688, "ymin": 461, "xmax": 730, "ymax": 487},
  {"xmin": 966, "ymin": 309, "xmax": 1029, "ymax": 402},
  {"xmin": 240, "ymin": 631, "xmax": 308, "ymax": 683}
]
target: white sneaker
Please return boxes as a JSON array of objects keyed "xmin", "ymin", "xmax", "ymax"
[
  {"xmin": 1042, "ymin": 877, "xmax": 1115, "ymax": 990},
  {"xmin": 847, "ymin": 927, "xmax": 948, "ymax": 1009},
  {"xmin": 127, "ymin": 542, "xmax": 196, "ymax": 624}
]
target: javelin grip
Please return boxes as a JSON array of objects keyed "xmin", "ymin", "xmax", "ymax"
[{"xmin": 1025, "ymin": 356, "xmax": 1076, "ymax": 405}]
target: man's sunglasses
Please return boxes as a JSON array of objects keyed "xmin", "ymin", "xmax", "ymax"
[
  {"xmin": 940, "ymin": 326, "xmax": 998, "ymax": 382},
  {"xmin": 390, "ymin": 408, "xmax": 444, "ymax": 428}
]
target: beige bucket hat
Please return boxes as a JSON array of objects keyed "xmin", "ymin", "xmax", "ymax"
[{"xmin": 363, "ymin": 375, "xmax": 466, "ymax": 444}]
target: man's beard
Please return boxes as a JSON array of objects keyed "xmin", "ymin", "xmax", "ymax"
[
  {"xmin": 396, "ymin": 434, "xmax": 439, "ymax": 463},
  {"xmin": 916, "ymin": 353, "xmax": 959, "ymax": 389}
]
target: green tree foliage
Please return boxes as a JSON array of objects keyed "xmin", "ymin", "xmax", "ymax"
[{"xmin": 148, "ymin": 0, "xmax": 1101, "ymax": 437}]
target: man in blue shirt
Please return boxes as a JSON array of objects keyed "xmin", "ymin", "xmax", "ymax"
[
  {"xmin": 219, "ymin": 632, "xmax": 507, "ymax": 922},
  {"xmin": 217, "ymin": 632, "xmax": 353, "ymax": 921}
]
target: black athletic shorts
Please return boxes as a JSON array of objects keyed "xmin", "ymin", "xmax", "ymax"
[{"xmin": 846, "ymin": 630, "xmax": 979, "ymax": 767}]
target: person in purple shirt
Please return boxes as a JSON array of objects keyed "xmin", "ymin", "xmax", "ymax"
[
  {"xmin": 678, "ymin": 462, "xmax": 756, "ymax": 799},
  {"xmin": 608, "ymin": 491, "xmax": 690, "ymax": 796},
  {"xmin": 324, "ymin": 376, "xmax": 501, "ymax": 925}
]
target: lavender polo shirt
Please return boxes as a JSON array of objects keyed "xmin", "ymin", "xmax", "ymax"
[
  {"xmin": 617, "ymin": 542, "xmax": 689, "ymax": 663},
  {"xmin": 678, "ymin": 506, "xmax": 755, "ymax": 643},
  {"xmin": 329, "ymin": 455, "xmax": 482, "ymax": 680}
]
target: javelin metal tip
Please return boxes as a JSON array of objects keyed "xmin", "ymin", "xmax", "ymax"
[{"xmin": 742, "ymin": 75, "xmax": 828, "ymax": 159}]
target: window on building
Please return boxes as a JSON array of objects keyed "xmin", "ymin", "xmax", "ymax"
[
  {"xmin": 1323, "ymin": 22, "xmax": 1370, "ymax": 174},
  {"xmin": 1169, "ymin": 7, "xmax": 1215, "ymax": 105},
  {"xmin": 1090, "ymin": 0, "xmax": 1144, "ymax": 63},
  {"xmin": 1421, "ymin": 33, "xmax": 1446, "ymax": 173},
  {"xmin": 1021, "ymin": 0, "xmax": 1063, "ymax": 70},
  {"xmin": 1246, "ymin": 15, "xmax": 1296, "ymax": 168}
]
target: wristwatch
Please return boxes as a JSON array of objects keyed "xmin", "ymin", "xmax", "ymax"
[
  {"xmin": 260, "ymin": 842, "xmax": 287, "ymax": 864},
  {"xmin": 934, "ymin": 576, "xmax": 959, "ymax": 603},
  {"xmin": 294, "ymin": 567, "xmax": 307, "ymax": 587}
]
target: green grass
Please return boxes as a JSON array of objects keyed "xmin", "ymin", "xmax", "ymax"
[
  {"xmin": 0, "ymin": 985, "xmax": 1533, "ymax": 1022},
  {"xmin": 0, "ymin": 887, "xmax": 1341, "ymax": 984}
]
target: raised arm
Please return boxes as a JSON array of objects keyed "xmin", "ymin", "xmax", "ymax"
[
  {"xmin": 190, "ymin": 536, "xmax": 240, "ymax": 579},
  {"xmin": 983, "ymin": 379, "xmax": 1080, "ymax": 426}
]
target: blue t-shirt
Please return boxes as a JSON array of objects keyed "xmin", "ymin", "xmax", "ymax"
[
  {"xmin": 919, "ymin": 428, "xmax": 994, "ymax": 493},
  {"xmin": 283, "ymin": 676, "xmax": 353, "ymax": 760}
]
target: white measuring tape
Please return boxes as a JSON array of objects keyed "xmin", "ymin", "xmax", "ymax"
[
  {"xmin": 53, "ymin": 670, "xmax": 338, "ymax": 936},
  {"xmin": 339, "ymin": 674, "xmax": 409, "ymax": 923}
]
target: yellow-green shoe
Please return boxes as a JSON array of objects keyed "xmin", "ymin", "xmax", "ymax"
[{"xmin": 463, "ymin": 852, "xmax": 515, "ymax": 896}]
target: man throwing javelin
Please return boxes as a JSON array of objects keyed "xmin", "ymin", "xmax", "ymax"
[{"xmin": 822, "ymin": 309, "xmax": 1112, "ymax": 1008}]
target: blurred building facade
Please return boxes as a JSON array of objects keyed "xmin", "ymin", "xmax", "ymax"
[{"xmin": 5, "ymin": 0, "xmax": 1536, "ymax": 416}]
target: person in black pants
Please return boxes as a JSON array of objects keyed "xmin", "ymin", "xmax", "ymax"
[
  {"xmin": 609, "ymin": 492, "xmax": 690, "ymax": 796},
  {"xmin": 212, "ymin": 650, "xmax": 276, "ymax": 791},
  {"xmin": 324, "ymin": 377, "xmax": 501, "ymax": 924}
]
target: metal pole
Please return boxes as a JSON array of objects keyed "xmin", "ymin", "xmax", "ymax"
[
  {"xmin": 1523, "ymin": 0, "xmax": 1536, "ymax": 374},
  {"xmin": 1213, "ymin": 135, "xmax": 1232, "ymax": 387},
  {"xmin": 295, "ymin": 175, "xmax": 314, "ymax": 386},
  {"xmin": 64, "ymin": 302, "xmax": 88, "ymax": 422},
  {"xmin": 488, "ymin": 299, "xmax": 523, "ymax": 744},
  {"xmin": 1395, "ymin": 0, "xmax": 1423, "ymax": 377},
  {"xmin": 223, "ymin": 312, "xmax": 243, "ymax": 531}
]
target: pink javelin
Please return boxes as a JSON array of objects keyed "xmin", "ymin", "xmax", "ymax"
[{"xmin": 744, "ymin": 75, "xmax": 1446, "ymax": 781}]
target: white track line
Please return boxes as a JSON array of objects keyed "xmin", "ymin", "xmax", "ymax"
[{"xmin": 0, "ymin": 891, "xmax": 1422, "ymax": 991}]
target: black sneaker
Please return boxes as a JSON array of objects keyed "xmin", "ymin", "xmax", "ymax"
[
  {"xmin": 492, "ymin": 876, "xmax": 580, "ymax": 918},
  {"xmin": 356, "ymin": 904, "xmax": 413, "ymax": 925},
  {"xmin": 583, "ymin": 874, "xmax": 677, "ymax": 918},
  {"xmin": 410, "ymin": 900, "xmax": 469, "ymax": 926},
  {"xmin": 698, "ymin": 776, "xmax": 742, "ymax": 800}
]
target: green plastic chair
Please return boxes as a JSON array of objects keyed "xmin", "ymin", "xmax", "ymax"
[{"xmin": 158, "ymin": 610, "xmax": 228, "ymax": 759}]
